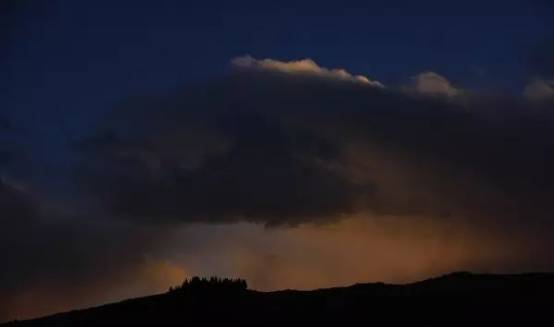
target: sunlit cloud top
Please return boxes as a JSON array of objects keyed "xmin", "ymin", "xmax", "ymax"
[
  {"xmin": 410, "ymin": 72, "xmax": 463, "ymax": 98},
  {"xmin": 231, "ymin": 55, "xmax": 385, "ymax": 88}
]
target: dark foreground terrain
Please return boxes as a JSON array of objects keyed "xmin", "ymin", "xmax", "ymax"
[{"xmin": 4, "ymin": 272, "xmax": 554, "ymax": 326}]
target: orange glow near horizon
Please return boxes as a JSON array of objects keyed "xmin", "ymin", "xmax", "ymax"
[{"xmin": 3, "ymin": 215, "xmax": 548, "ymax": 321}]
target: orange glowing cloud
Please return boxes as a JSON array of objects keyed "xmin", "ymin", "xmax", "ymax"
[{"xmin": 168, "ymin": 215, "xmax": 546, "ymax": 292}]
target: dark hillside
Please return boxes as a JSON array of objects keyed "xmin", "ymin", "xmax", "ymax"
[{"xmin": 4, "ymin": 272, "xmax": 554, "ymax": 326}]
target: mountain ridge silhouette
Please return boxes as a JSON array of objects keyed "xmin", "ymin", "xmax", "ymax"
[{"xmin": 4, "ymin": 271, "xmax": 554, "ymax": 326}]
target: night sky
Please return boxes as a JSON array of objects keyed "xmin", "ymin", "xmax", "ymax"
[{"xmin": 2, "ymin": 0, "xmax": 554, "ymax": 321}]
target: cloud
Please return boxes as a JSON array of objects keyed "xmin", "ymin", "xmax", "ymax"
[
  {"xmin": 231, "ymin": 55, "xmax": 385, "ymax": 88},
  {"xmin": 0, "ymin": 175, "xmax": 177, "ymax": 321},
  {"xmin": 74, "ymin": 63, "xmax": 554, "ymax": 232},
  {"xmin": 524, "ymin": 79, "xmax": 554, "ymax": 101},
  {"xmin": 5, "ymin": 56, "xmax": 554, "ymax": 320},
  {"xmin": 76, "ymin": 109, "xmax": 371, "ymax": 225},
  {"xmin": 409, "ymin": 71, "xmax": 463, "ymax": 97}
]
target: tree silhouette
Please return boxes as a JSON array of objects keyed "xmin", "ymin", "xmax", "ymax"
[{"xmin": 168, "ymin": 276, "xmax": 248, "ymax": 294}]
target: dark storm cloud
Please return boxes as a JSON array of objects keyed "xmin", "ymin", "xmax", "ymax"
[
  {"xmin": 0, "ymin": 154, "xmax": 168, "ymax": 321},
  {"xmin": 76, "ymin": 58, "xmax": 554, "ymax": 229},
  {"xmin": 0, "ymin": 109, "xmax": 170, "ymax": 321},
  {"xmin": 76, "ymin": 94, "xmax": 372, "ymax": 226}
]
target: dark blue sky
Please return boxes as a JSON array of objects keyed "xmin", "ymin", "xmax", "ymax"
[{"xmin": 2, "ymin": 0, "xmax": 553, "ymax": 175}]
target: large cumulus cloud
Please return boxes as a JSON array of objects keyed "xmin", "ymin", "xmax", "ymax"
[{"xmin": 75, "ymin": 56, "xmax": 554, "ymax": 233}]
